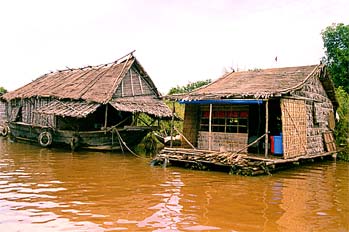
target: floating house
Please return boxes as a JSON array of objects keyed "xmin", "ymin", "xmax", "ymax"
[
  {"xmin": 153, "ymin": 64, "xmax": 338, "ymax": 175},
  {"xmin": 0, "ymin": 52, "xmax": 172, "ymax": 150}
]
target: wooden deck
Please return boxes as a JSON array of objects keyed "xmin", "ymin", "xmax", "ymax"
[{"xmin": 151, "ymin": 147, "xmax": 337, "ymax": 176}]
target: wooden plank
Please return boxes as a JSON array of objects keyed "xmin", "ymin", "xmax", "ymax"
[{"xmin": 323, "ymin": 131, "xmax": 336, "ymax": 152}]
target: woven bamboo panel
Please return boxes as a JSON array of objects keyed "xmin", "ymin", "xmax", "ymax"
[
  {"xmin": 281, "ymin": 99, "xmax": 307, "ymax": 158},
  {"xmin": 197, "ymin": 131, "xmax": 248, "ymax": 152},
  {"xmin": 322, "ymin": 131, "xmax": 336, "ymax": 152},
  {"xmin": 182, "ymin": 105, "xmax": 199, "ymax": 148}
]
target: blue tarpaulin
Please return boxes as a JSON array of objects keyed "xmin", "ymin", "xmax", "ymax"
[{"xmin": 178, "ymin": 99, "xmax": 263, "ymax": 105}]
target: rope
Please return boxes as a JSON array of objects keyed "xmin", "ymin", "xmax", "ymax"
[
  {"xmin": 113, "ymin": 128, "xmax": 148, "ymax": 159},
  {"xmin": 228, "ymin": 133, "xmax": 267, "ymax": 161}
]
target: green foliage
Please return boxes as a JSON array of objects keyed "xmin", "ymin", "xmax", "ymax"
[
  {"xmin": 321, "ymin": 23, "xmax": 349, "ymax": 92},
  {"xmin": 322, "ymin": 23, "xmax": 349, "ymax": 160},
  {"xmin": 168, "ymin": 79, "xmax": 211, "ymax": 95},
  {"xmin": 160, "ymin": 101, "xmax": 184, "ymax": 134},
  {"xmin": 334, "ymin": 87, "xmax": 349, "ymax": 160},
  {"xmin": 0, "ymin": 87, "xmax": 7, "ymax": 96},
  {"xmin": 134, "ymin": 132, "xmax": 163, "ymax": 157},
  {"xmin": 136, "ymin": 79, "xmax": 211, "ymax": 154}
]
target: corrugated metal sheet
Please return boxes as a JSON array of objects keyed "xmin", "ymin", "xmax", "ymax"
[
  {"xmin": 34, "ymin": 100, "xmax": 100, "ymax": 118},
  {"xmin": 110, "ymin": 96, "xmax": 172, "ymax": 118}
]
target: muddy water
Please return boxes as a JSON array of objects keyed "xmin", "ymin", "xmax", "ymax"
[{"xmin": 0, "ymin": 138, "xmax": 348, "ymax": 232}]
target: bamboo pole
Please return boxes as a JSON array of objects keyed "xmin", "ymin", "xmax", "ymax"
[
  {"xmin": 231, "ymin": 133, "xmax": 266, "ymax": 156},
  {"xmin": 209, "ymin": 104, "xmax": 212, "ymax": 151},
  {"xmin": 174, "ymin": 126, "xmax": 196, "ymax": 150},
  {"xmin": 138, "ymin": 75, "xmax": 144, "ymax": 94},
  {"xmin": 265, "ymin": 100, "xmax": 269, "ymax": 158},
  {"xmin": 130, "ymin": 70, "xmax": 135, "ymax": 96},
  {"xmin": 104, "ymin": 104, "xmax": 108, "ymax": 133},
  {"xmin": 170, "ymin": 102, "xmax": 175, "ymax": 148}
]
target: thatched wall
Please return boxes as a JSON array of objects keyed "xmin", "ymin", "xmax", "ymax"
[
  {"xmin": 113, "ymin": 68, "xmax": 155, "ymax": 98},
  {"xmin": 292, "ymin": 74, "xmax": 335, "ymax": 155},
  {"xmin": 7, "ymin": 98, "xmax": 55, "ymax": 127},
  {"xmin": 0, "ymin": 100, "xmax": 6, "ymax": 124}
]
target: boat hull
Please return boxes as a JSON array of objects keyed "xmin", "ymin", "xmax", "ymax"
[{"xmin": 7, "ymin": 122, "xmax": 151, "ymax": 151}]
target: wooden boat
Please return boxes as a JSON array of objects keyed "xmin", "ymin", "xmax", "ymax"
[
  {"xmin": 7, "ymin": 122, "xmax": 153, "ymax": 151},
  {"xmin": 1, "ymin": 52, "xmax": 172, "ymax": 151}
]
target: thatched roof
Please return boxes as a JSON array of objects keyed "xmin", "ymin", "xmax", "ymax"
[
  {"xmin": 34, "ymin": 100, "xmax": 100, "ymax": 118},
  {"xmin": 168, "ymin": 64, "xmax": 338, "ymax": 109},
  {"xmin": 3, "ymin": 53, "xmax": 156, "ymax": 103},
  {"xmin": 2, "ymin": 52, "xmax": 173, "ymax": 118},
  {"xmin": 110, "ymin": 96, "xmax": 173, "ymax": 118}
]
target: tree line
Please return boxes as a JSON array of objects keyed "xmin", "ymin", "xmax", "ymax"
[{"xmin": 322, "ymin": 23, "xmax": 349, "ymax": 159}]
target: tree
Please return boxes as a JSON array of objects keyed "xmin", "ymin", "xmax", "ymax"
[
  {"xmin": 321, "ymin": 23, "xmax": 349, "ymax": 92},
  {"xmin": 335, "ymin": 87, "xmax": 349, "ymax": 160},
  {"xmin": 0, "ymin": 87, "xmax": 7, "ymax": 96},
  {"xmin": 168, "ymin": 79, "xmax": 211, "ymax": 95}
]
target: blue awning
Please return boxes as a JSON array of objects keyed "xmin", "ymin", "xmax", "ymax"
[{"xmin": 178, "ymin": 99, "xmax": 263, "ymax": 105}]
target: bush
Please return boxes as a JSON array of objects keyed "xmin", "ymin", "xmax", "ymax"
[{"xmin": 335, "ymin": 87, "xmax": 349, "ymax": 160}]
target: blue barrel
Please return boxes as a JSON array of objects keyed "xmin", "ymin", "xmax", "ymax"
[{"xmin": 273, "ymin": 135, "xmax": 283, "ymax": 154}]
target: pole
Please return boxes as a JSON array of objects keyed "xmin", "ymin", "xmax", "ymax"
[
  {"xmin": 104, "ymin": 104, "xmax": 108, "ymax": 132},
  {"xmin": 209, "ymin": 104, "xmax": 212, "ymax": 151},
  {"xmin": 170, "ymin": 102, "xmax": 175, "ymax": 148},
  {"xmin": 265, "ymin": 100, "xmax": 269, "ymax": 158}
]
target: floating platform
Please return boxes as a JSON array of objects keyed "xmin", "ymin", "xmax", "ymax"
[{"xmin": 151, "ymin": 147, "xmax": 337, "ymax": 176}]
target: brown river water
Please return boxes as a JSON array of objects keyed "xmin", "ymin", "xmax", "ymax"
[{"xmin": 0, "ymin": 138, "xmax": 348, "ymax": 232}]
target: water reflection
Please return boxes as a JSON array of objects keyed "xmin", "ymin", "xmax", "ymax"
[
  {"xmin": 0, "ymin": 138, "xmax": 348, "ymax": 231},
  {"xmin": 135, "ymin": 172, "xmax": 184, "ymax": 230}
]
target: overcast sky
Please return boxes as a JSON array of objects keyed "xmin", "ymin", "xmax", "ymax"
[{"xmin": 0, "ymin": 0, "xmax": 348, "ymax": 94}]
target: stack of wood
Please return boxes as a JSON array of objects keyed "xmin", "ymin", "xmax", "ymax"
[{"xmin": 151, "ymin": 148, "xmax": 271, "ymax": 176}]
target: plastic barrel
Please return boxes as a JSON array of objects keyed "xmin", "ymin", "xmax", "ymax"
[
  {"xmin": 273, "ymin": 135, "xmax": 283, "ymax": 154},
  {"xmin": 270, "ymin": 136, "xmax": 275, "ymax": 153}
]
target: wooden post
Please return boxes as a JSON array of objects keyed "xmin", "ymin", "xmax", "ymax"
[
  {"xmin": 170, "ymin": 102, "xmax": 175, "ymax": 148},
  {"xmin": 265, "ymin": 100, "xmax": 269, "ymax": 158},
  {"xmin": 104, "ymin": 104, "xmax": 108, "ymax": 132},
  {"xmin": 209, "ymin": 104, "xmax": 212, "ymax": 151}
]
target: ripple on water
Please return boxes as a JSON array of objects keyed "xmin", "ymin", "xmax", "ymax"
[{"xmin": 0, "ymin": 139, "xmax": 348, "ymax": 231}]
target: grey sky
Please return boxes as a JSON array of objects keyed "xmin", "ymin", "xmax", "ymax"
[{"xmin": 0, "ymin": 0, "xmax": 348, "ymax": 94}]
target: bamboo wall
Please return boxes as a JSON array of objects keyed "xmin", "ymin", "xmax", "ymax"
[
  {"xmin": 0, "ymin": 100, "xmax": 6, "ymax": 124},
  {"xmin": 114, "ymin": 67, "xmax": 155, "ymax": 98},
  {"xmin": 7, "ymin": 98, "xmax": 55, "ymax": 128},
  {"xmin": 292, "ymin": 75, "xmax": 335, "ymax": 155},
  {"xmin": 197, "ymin": 131, "xmax": 248, "ymax": 152},
  {"xmin": 182, "ymin": 104, "xmax": 199, "ymax": 148}
]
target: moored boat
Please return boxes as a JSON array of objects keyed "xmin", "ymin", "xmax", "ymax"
[{"xmin": 0, "ymin": 51, "xmax": 172, "ymax": 151}]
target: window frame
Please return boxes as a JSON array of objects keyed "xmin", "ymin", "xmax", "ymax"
[{"xmin": 199, "ymin": 105, "xmax": 249, "ymax": 134}]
